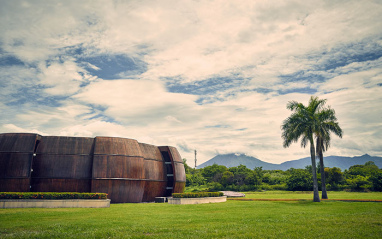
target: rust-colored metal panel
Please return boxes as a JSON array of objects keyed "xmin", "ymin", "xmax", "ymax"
[
  {"xmin": 32, "ymin": 155, "xmax": 92, "ymax": 178},
  {"xmin": 92, "ymin": 137, "xmax": 146, "ymax": 203},
  {"xmin": 174, "ymin": 162, "xmax": 186, "ymax": 183},
  {"xmin": 92, "ymin": 155, "xmax": 144, "ymax": 179},
  {"xmin": 170, "ymin": 144, "xmax": 186, "ymax": 195},
  {"xmin": 142, "ymin": 181, "xmax": 167, "ymax": 202},
  {"xmin": 35, "ymin": 136, "xmax": 94, "ymax": 155},
  {"xmin": 32, "ymin": 179, "xmax": 91, "ymax": 192},
  {"xmin": 0, "ymin": 179, "xmax": 32, "ymax": 192},
  {"xmin": 92, "ymin": 179, "xmax": 145, "ymax": 203},
  {"xmin": 139, "ymin": 143, "xmax": 167, "ymax": 201},
  {"xmin": 168, "ymin": 146, "xmax": 184, "ymax": 163},
  {"xmin": 139, "ymin": 143, "xmax": 163, "ymax": 161},
  {"xmin": 158, "ymin": 146, "xmax": 186, "ymax": 195},
  {"xmin": 140, "ymin": 143, "xmax": 166, "ymax": 181},
  {"xmin": 0, "ymin": 153, "xmax": 33, "ymax": 178},
  {"xmin": 167, "ymin": 147, "xmax": 186, "ymax": 183},
  {"xmin": 31, "ymin": 136, "xmax": 94, "ymax": 192},
  {"xmin": 93, "ymin": 136, "xmax": 142, "ymax": 156},
  {"xmin": 173, "ymin": 182, "xmax": 186, "ymax": 193},
  {"xmin": 143, "ymin": 160, "xmax": 166, "ymax": 181},
  {"xmin": 0, "ymin": 133, "xmax": 40, "ymax": 192},
  {"xmin": 0, "ymin": 133, "xmax": 41, "ymax": 152}
]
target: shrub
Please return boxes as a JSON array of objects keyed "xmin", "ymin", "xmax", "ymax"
[
  {"xmin": 207, "ymin": 182, "xmax": 224, "ymax": 191},
  {"xmin": 370, "ymin": 171, "xmax": 382, "ymax": 191},
  {"xmin": 346, "ymin": 175, "xmax": 372, "ymax": 192},
  {"xmin": 221, "ymin": 171, "xmax": 234, "ymax": 187},
  {"xmin": 172, "ymin": 192, "xmax": 223, "ymax": 198},
  {"xmin": 262, "ymin": 172, "xmax": 287, "ymax": 185},
  {"xmin": 186, "ymin": 173, "xmax": 206, "ymax": 186},
  {"xmin": 0, "ymin": 192, "xmax": 108, "ymax": 200},
  {"xmin": 286, "ymin": 169, "xmax": 313, "ymax": 191}
]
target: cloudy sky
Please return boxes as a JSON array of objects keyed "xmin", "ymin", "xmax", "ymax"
[{"xmin": 1, "ymin": 0, "xmax": 381, "ymax": 165}]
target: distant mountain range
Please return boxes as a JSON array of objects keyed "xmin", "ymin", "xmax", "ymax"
[{"xmin": 196, "ymin": 153, "xmax": 382, "ymax": 171}]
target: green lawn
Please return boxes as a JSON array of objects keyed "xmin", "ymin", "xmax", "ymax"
[
  {"xmin": 243, "ymin": 191, "xmax": 382, "ymax": 200},
  {"xmin": 1, "ymin": 192, "xmax": 382, "ymax": 238}
]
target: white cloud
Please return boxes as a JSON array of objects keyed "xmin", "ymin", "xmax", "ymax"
[
  {"xmin": 141, "ymin": 0, "xmax": 382, "ymax": 84},
  {"xmin": 1, "ymin": 124, "xmax": 46, "ymax": 135},
  {"xmin": 319, "ymin": 67, "xmax": 382, "ymax": 92},
  {"xmin": 74, "ymin": 79, "xmax": 198, "ymax": 125},
  {"xmin": 0, "ymin": 65, "xmax": 39, "ymax": 97},
  {"xmin": 1, "ymin": 0, "xmax": 382, "ymax": 165},
  {"xmin": 38, "ymin": 60, "xmax": 94, "ymax": 95},
  {"xmin": 316, "ymin": 68, "xmax": 382, "ymax": 158}
]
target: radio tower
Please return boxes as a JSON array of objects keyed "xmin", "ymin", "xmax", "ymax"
[{"xmin": 194, "ymin": 150, "xmax": 197, "ymax": 169}]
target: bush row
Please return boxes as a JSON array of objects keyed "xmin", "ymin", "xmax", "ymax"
[
  {"xmin": 0, "ymin": 192, "xmax": 108, "ymax": 200},
  {"xmin": 184, "ymin": 161, "xmax": 382, "ymax": 192},
  {"xmin": 172, "ymin": 192, "xmax": 223, "ymax": 198}
]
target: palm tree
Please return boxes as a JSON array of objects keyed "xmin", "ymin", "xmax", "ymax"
[
  {"xmin": 281, "ymin": 96, "xmax": 328, "ymax": 202},
  {"xmin": 315, "ymin": 106, "xmax": 343, "ymax": 199}
]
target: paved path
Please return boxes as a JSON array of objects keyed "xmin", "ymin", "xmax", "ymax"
[{"xmin": 220, "ymin": 191, "xmax": 246, "ymax": 197}]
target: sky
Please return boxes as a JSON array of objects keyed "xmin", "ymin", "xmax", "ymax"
[{"xmin": 1, "ymin": 0, "xmax": 382, "ymax": 165}]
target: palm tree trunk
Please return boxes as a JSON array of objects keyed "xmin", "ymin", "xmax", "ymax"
[
  {"xmin": 319, "ymin": 148, "xmax": 328, "ymax": 199},
  {"xmin": 310, "ymin": 142, "xmax": 320, "ymax": 202}
]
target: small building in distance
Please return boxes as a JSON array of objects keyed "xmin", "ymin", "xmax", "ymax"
[{"xmin": 0, "ymin": 133, "xmax": 186, "ymax": 203}]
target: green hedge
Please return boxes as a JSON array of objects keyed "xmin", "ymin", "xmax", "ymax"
[
  {"xmin": 0, "ymin": 192, "xmax": 108, "ymax": 200},
  {"xmin": 172, "ymin": 192, "xmax": 223, "ymax": 198}
]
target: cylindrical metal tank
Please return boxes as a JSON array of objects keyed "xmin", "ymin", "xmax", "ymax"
[
  {"xmin": 31, "ymin": 136, "xmax": 95, "ymax": 192},
  {"xmin": 139, "ymin": 143, "xmax": 167, "ymax": 202},
  {"xmin": 159, "ymin": 146, "xmax": 186, "ymax": 195},
  {"xmin": 0, "ymin": 133, "xmax": 186, "ymax": 203},
  {"xmin": 0, "ymin": 133, "xmax": 40, "ymax": 192},
  {"xmin": 91, "ymin": 137, "xmax": 146, "ymax": 203}
]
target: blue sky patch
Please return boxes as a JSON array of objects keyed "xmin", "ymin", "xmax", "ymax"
[
  {"xmin": 5, "ymin": 88, "xmax": 68, "ymax": 108},
  {"xmin": 316, "ymin": 40, "xmax": 382, "ymax": 71},
  {"xmin": 205, "ymin": 124, "xmax": 230, "ymax": 128},
  {"xmin": 279, "ymin": 70, "xmax": 326, "ymax": 83},
  {"xmin": 278, "ymin": 87, "xmax": 318, "ymax": 95},
  {"xmin": 78, "ymin": 54, "xmax": 147, "ymax": 80},
  {"xmin": 0, "ymin": 54, "xmax": 24, "ymax": 66},
  {"xmin": 166, "ymin": 76, "xmax": 250, "ymax": 95}
]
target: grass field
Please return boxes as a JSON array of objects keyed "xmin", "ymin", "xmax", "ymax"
[
  {"xmin": 243, "ymin": 191, "xmax": 382, "ymax": 200},
  {"xmin": 1, "ymin": 192, "xmax": 382, "ymax": 238}
]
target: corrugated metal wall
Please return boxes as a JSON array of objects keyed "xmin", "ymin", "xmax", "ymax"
[{"xmin": 0, "ymin": 133, "xmax": 186, "ymax": 203}]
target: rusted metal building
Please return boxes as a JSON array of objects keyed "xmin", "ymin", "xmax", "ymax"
[{"xmin": 0, "ymin": 133, "xmax": 186, "ymax": 203}]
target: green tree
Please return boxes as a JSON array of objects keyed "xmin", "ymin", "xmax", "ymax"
[
  {"xmin": 346, "ymin": 175, "xmax": 372, "ymax": 191},
  {"xmin": 221, "ymin": 171, "xmax": 234, "ymax": 187},
  {"xmin": 286, "ymin": 168, "xmax": 313, "ymax": 191},
  {"xmin": 315, "ymin": 102, "xmax": 343, "ymax": 199},
  {"xmin": 325, "ymin": 167, "xmax": 344, "ymax": 190},
  {"xmin": 344, "ymin": 161, "xmax": 380, "ymax": 191},
  {"xmin": 201, "ymin": 164, "xmax": 227, "ymax": 183},
  {"xmin": 229, "ymin": 165, "xmax": 253, "ymax": 186},
  {"xmin": 250, "ymin": 166, "xmax": 264, "ymax": 187},
  {"xmin": 346, "ymin": 161, "xmax": 380, "ymax": 177},
  {"xmin": 185, "ymin": 173, "xmax": 206, "ymax": 186},
  {"xmin": 262, "ymin": 170, "xmax": 287, "ymax": 185},
  {"xmin": 183, "ymin": 158, "xmax": 194, "ymax": 174},
  {"xmin": 370, "ymin": 170, "xmax": 382, "ymax": 191},
  {"xmin": 281, "ymin": 96, "xmax": 325, "ymax": 202}
]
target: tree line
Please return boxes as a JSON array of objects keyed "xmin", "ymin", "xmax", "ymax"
[{"xmin": 184, "ymin": 160, "xmax": 382, "ymax": 192}]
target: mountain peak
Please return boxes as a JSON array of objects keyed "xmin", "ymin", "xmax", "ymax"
[
  {"xmin": 198, "ymin": 153, "xmax": 279, "ymax": 170},
  {"xmin": 198, "ymin": 153, "xmax": 382, "ymax": 170}
]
